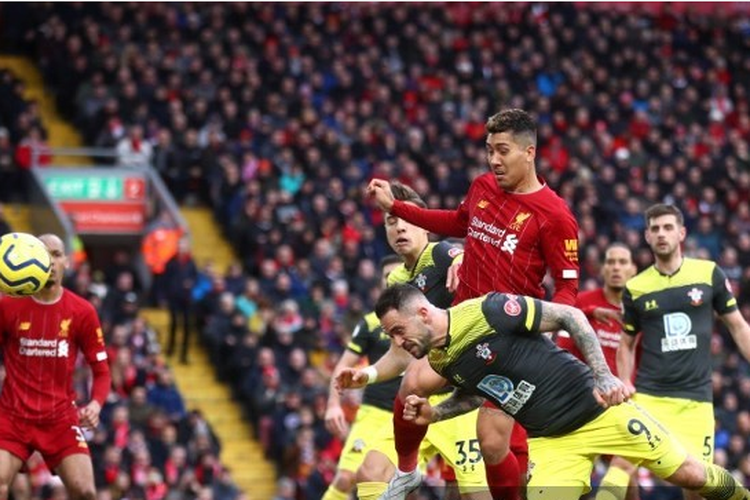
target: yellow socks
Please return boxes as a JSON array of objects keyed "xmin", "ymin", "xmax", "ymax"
[
  {"xmin": 699, "ymin": 463, "xmax": 750, "ymax": 500},
  {"xmin": 357, "ymin": 481, "xmax": 387, "ymax": 500},
  {"xmin": 595, "ymin": 466, "xmax": 631, "ymax": 500}
]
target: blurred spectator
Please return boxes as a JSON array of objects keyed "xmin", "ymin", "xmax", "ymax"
[
  {"xmin": 117, "ymin": 124, "xmax": 153, "ymax": 167},
  {"xmin": 147, "ymin": 368, "xmax": 187, "ymax": 422},
  {"xmin": 164, "ymin": 237, "xmax": 198, "ymax": 364}
]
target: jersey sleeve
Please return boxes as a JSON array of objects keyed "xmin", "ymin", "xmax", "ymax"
[
  {"xmin": 539, "ymin": 209, "xmax": 580, "ymax": 306},
  {"xmin": 77, "ymin": 302, "xmax": 111, "ymax": 405},
  {"xmin": 621, "ymin": 287, "xmax": 640, "ymax": 336},
  {"xmin": 391, "ymin": 201, "xmax": 468, "ymax": 237},
  {"xmin": 431, "ymin": 241, "xmax": 464, "ymax": 273},
  {"xmin": 481, "ymin": 292, "xmax": 542, "ymax": 336},
  {"xmin": 712, "ymin": 264, "xmax": 739, "ymax": 315},
  {"xmin": 346, "ymin": 317, "xmax": 372, "ymax": 355}
]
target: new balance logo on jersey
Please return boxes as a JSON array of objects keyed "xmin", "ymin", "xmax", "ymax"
[
  {"xmin": 18, "ymin": 337, "xmax": 69, "ymax": 358},
  {"xmin": 645, "ymin": 300, "xmax": 658, "ymax": 311},
  {"xmin": 477, "ymin": 200, "xmax": 489, "ymax": 209}
]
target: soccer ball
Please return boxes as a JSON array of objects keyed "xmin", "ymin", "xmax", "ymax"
[{"xmin": 0, "ymin": 232, "xmax": 52, "ymax": 296}]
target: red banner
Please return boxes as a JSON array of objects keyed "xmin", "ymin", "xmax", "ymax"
[{"xmin": 58, "ymin": 201, "xmax": 146, "ymax": 233}]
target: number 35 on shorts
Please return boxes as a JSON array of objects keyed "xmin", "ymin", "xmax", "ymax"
[{"xmin": 455, "ymin": 439, "xmax": 482, "ymax": 470}]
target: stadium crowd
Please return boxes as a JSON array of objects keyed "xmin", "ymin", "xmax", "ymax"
[{"xmin": 2, "ymin": 2, "xmax": 750, "ymax": 499}]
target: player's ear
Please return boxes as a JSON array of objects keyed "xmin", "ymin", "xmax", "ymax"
[
  {"xmin": 526, "ymin": 144, "xmax": 536, "ymax": 163},
  {"xmin": 417, "ymin": 305, "xmax": 430, "ymax": 324}
]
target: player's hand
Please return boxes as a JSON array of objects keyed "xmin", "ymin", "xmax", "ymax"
[
  {"xmin": 334, "ymin": 368, "xmax": 370, "ymax": 391},
  {"xmin": 324, "ymin": 404, "xmax": 349, "ymax": 439},
  {"xmin": 366, "ymin": 179, "xmax": 395, "ymax": 212},
  {"xmin": 592, "ymin": 307, "xmax": 623, "ymax": 328},
  {"xmin": 78, "ymin": 400, "xmax": 102, "ymax": 430},
  {"xmin": 592, "ymin": 373, "xmax": 632, "ymax": 408},
  {"xmin": 403, "ymin": 394, "xmax": 433, "ymax": 425},
  {"xmin": 447, "ymin": 261, "xmax": 462, "ymax": 293}
]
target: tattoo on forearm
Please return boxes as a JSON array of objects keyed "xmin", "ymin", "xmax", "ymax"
[
  {"xmin": 431, "ymin": 390, "xmax": 485, "ymax": 423},
  {"xmin": 547, "ymin": 304, "xmax": 611, "ymax": 378}
]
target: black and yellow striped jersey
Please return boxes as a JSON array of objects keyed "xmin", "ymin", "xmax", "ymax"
[
  {"xmin": 387, "ymin": 241, "xmax": 462, "ymax": 309},
  {"xmin": 622, "ymin": 258, "xmax": 737, "ymax": 402},
  {"xmin": 346, "ymin": 311, "xmax": 402, "ymax": 411},
  {"xmin": 430, "ymin": 293, "xmax": 604, "ymax": 437}
]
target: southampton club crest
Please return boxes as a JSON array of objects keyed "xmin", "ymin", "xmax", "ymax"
[
  {"xmin": 475, "ymin": 342, "xmax": 497, "ymax": 365},
  {"xmin": 687, "ymin": 287, "xmax": 703, "ymax": 306},
  {"xmin": 414, "ymin": 273, "xmax": 427, "ymax": 290}
]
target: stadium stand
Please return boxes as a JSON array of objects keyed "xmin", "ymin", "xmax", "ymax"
[{"xmin": 3, "ymin": 2, "xmax": 750, "ymax": 499}]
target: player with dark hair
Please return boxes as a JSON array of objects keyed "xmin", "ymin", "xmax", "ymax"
[
  {"xmin": 0, "ymin": 234, "xmax": 111, "ymax": 500},
  {"xmin": 370, "ymin": 283, "xmax": 750, "ymax": 500},
  {"xmin": 367, "ymin": 109, "xmax": 579, "ymax": 499},
  {"xmin": 612, "ymin": 204, "xmax": 750, "ymax": 500}
]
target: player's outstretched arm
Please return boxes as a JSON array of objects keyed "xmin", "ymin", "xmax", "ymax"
[
  {"xmin": 326, "ymin": 350, "xmax": 362, "ymax": 438},
  {"xmin": 538, "ymin": 301, "xmax": 631, "ymax": 407},
  {"xmin": 334, "ymin": 343, "xmax": 412, "ymax": 391}
]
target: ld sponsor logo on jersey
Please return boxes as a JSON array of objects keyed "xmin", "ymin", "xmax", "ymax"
[
  {"xmin": 661, "ymin": 312, "xmax": 696, "ymax": 352},
  {"xmin": 477, "ymin": 375, "xmax": 536, "ymax": 415}
]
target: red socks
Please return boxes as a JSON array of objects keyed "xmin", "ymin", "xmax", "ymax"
[
  {"xmin": 393, "ymin": 396, "xmax": 428, "ymax": 472},
  {"xmin": 486, "ymin": 451, "xmax": 521, "ymax": 500}
]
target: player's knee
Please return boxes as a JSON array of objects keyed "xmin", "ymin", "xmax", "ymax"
[
  {"xmin": 356, "ymin": 451, "xmax": 394, "ymax": 483},
  {"xmin": 332, "ymin": 469, "xmax": 356, "ymax": 492},
  {"xmin": 477, "ymin": 410, "xmax": 511, "ymax": 464},
  {"xmin": 663, "ymin": 455, "xmax": 706, "ymax": 490}
]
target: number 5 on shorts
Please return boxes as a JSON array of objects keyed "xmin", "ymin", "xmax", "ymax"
[{"xmin": 703, "ymin": 435, "xmax": 713, "ymax": 460}]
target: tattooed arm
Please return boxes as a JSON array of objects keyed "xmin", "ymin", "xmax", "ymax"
[
  {"xmin": 537, "ymin": 301, "xmax": 632, "ymax": 407},
  {"xmin": 402, "ymin": 389, "xmax": 485, "ymax": 425}
]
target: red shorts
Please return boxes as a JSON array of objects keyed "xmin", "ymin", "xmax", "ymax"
[
  {"xmin": 0, "ymin": 411, "xmax": 90, "ymax": 470},
  {"xmin": 481, "ymin": 400, "xmax": 529, "ymax": 456}
]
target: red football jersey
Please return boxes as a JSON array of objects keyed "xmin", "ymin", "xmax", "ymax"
[
  {"xmin": 557, "ymin": 288, "xmax": 621, "ymax": 375},
  {"xmin": 0, "ymin": 290, "xmax": 108, "ymax": 422},
  {"xmin": 392, "ymin": 173, "xmax": 579, "ymax": 305}
]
